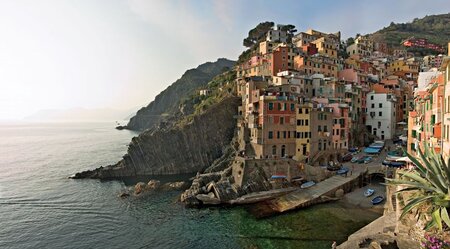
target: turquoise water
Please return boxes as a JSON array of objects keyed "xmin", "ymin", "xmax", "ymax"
[{"xmin": 0, "ymin": 122, "xmax": 379, "ymax": 249}]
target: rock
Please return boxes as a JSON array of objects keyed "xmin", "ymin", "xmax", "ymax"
[
  {"xmin": 147, "ymin": 180, "xmax": 161, "ymax": 190},
  {"xmin": 126, "ymin": 59, "xmax": 235, "ymax": 131},
  {"xmin": 134, "ymin": 182, "xmax": 147, "ymax": 195},
  {"xmin": 118, "ymin": 192, "xmax": 130, "ymax": 198},
  {"xmin": 115, "ymin": 125, "xmax": 127, "ymax": 130},
  {"xmin": 335, "ymin": 188, "xmax": 345, "ymax": 198},
  {"xmin": 72, "ymin": 97, "xmax": 240, "ymax": 179},
  {"xmin": 160, "ymin": 181, "xmax": 190, "ymax": 191},
  {"xmin": 196, "ymin": 194, "xmax": 221, "ymax": 205},
  {"xmin": 369, "ymin": 241, "xmax": 382, "ymax": 249}
]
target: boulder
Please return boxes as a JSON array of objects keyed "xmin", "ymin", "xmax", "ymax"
[
  {"xmin": 147, "ymin": 180, "xmax": 161, "ymax": 190},
  {"xmin": 134, "ymin": 182, "xmax": 147, "ymax": 195},
  {"xmin": 196, "ymin": 194, "xmax": 221, "ymax": 205},
  {"xmin": 369, "ymin": 241, "xmax": 382, "ymax": 249},
  {"xmin": 335, "ymin": 188, "xmax": 345, "ymax": 198},
  {"xmin": 160, "ymin": 181, "xmax": 190, "ymax": 191},
  {"xmin": 118, "ymin": 192, "xmax": 130, "ymax": 198}
]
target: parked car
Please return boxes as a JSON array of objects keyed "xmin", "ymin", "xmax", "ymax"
[
  {"xmin": 363, "ymin": 156, "xmax": 373, "ymax": 164},
  {"xmin": 341, "ymin": 153, "xmax": 353, "ymax": 162},
  {"xmin": 348, "ymin": 147, "xmax": 359, "ymax": 153},
  {"xmin": 351, "ymin": 156, "xmax": 362, "ymax": 163}
]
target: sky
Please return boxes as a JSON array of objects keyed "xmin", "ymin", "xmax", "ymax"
[{"xmin": 0, "ymin": 0, "xmax": 448, "ymax": 120}]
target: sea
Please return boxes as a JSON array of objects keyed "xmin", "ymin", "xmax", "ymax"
[{"xmin": 0, "ymin": 122, "xmax": 379, "ymax": 249}]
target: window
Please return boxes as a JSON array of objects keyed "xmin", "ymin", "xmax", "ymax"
[
  {"xmin": 278, "ymin": 103, "xmax": 282, "ymax": 110},
  {"xmin": 280, "ymin": 117, "xmax": 284, "ymax": 125},
  {"xmin": 370, "ymin": 95, "xmax": 374, "ymax": 100},
  {"xmin": 379, "ymin": 103, "xmax": 382, "ymax": 108},
  {"xmin": 283, "ymin": 131, "xmax": 287, "ymax": 138},
  {"xmin": 318, "ymin": 125, "xmax": 322, "ymax": 132},
  {"xmin": 272, "ymin": 145, "xmax": 277, "ymax": 155},
  {"xmin": 379, "ymin": 112, "xmax": 382, "ymax": 117},
  {"xmin": 297, "ymin": 119, "xmax": 301, "ymax": 126},
  {"xmin": 277, "ymin": 131, "xmax": 280, "ymax": 139},
  {"xmin": 269, "ymin": 103, "xmax": 274, "ymax": 110},
  {"xmin": 284, "ymin": 103, "xmax": 287, "ymax": 111},
  {"xmin": 290, "ymin": 104, "xmax": 295, "ymax": 111},
  {"xmin": 305, "ymin": 108, "xmax": 309, "ymax": 114},
  {"xmin": 299, "ymin": 108, "xmax": 303, "ymax": 114},
  {"xmin": 305, "ymin": 120, "xmax": 309, "ymax": 126},
  {"xmin": 324, "ymin": 126, "xmax": 328, "ymax": 132},
  {"xmin": 268, "ymin": 131, "xmax": 273, "ymax": 139},
  {"xmin": 371, "ymin": 103, "xmax": 375, "ymax": 108},
  {"xmin": 378, "ymin": 121, "xmax": 381, "ymax": 127}
]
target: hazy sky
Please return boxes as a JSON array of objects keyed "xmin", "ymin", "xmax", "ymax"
[{"xmin": 0, "ymin": 0, "xmax": 448, "ymax": 120}]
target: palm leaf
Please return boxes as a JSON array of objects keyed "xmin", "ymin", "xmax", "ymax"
[
  {"xmin": 398, "ymin": 171, "xmax": 431, "ymax": 186},
  {"xmin": 425, "ymin": 219, "xmax": 436, "ymax": 230},
  {"xmin": 405, "ymin": 150, "xmax": 426, "ymax": 175},
  {"xmin": 418, "ymin": 147, "xmax": 447, "ymax": 191},
  {"xmin": 400, "ymin": 195, "xmax": 433, "ymax": 219},
  {"xmin": 441, "ymin": 207, "xmax": 450, "ymax": 228},
  {"xmin": 386, "ymin": 179, "xmax": 440, "ymax": 193},
  {"xmin": 432, "ymin": 208, "xmax": 443, "ymax": 231}
]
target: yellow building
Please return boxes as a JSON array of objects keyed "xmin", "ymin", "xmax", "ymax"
[
  {"xmin": 295, "ymin": 102, "xmax": 312, "ymax": 162},
  {"xmin": 311, "ymin": 36, "xmax": 338, "ymax": 58}
]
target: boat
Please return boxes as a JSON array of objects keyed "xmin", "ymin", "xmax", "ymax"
[
  {"xmin": 301, "ymin": 181, "xmax": 316, "ymax": 189},
  {"xmin": 336, "ymin": 167, "xmax": 349, "ymax": 175},
  {"xmin": 389, "ymin": 161, "xmax": 405, "ymax": 167},
  {"xmin": 371, "ymin": 195, "xmax": 384, "ymax": 205},
  {"xmin": 364, "ymin": 188, "xmax": 375, "ymax": 197},
  {"xmin": 364, "ymin": 147, "xmax": 381, "ymax": 154},
  {"xmin": 271, "ymin": 175, "xmax": 287, "ymax": 179}
]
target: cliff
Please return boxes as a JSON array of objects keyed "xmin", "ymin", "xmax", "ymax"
[
  {"xmin": 125, "ymin": 58, "xmax": 235, "ymax": 131},
  {"xmin": 370, "ymin": 13, "xmax": 450, "ymax": 50},
  {"xmin": 73, "ymin": 96, "xmax": 240, "ymax": 179}
]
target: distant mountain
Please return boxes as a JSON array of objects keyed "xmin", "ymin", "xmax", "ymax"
[
  {"xmin": 126, "ymin": 58, "xmax": 235, "ymax": 131},
  {"xmin": 25, "ymin": 107, "xmax": 138, "ymax": 122},
  {"xmin": 370, "ymin": 13, "xmax": 450, "ymax": 50}
]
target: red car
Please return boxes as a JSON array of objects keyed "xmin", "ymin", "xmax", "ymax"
[{"xmin": 341, "ymin": 153, "xmax": 353, "ymax": 162}]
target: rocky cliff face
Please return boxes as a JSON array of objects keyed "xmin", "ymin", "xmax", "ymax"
[
  {"xmin": 125, "ymin": 58, "xmax": 235, "ymax": 131},
  {"xmin": 73, "ymin": 97, "xmax": 240, "ymax": 179}
]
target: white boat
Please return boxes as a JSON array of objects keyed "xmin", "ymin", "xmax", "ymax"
[
  {"xmin": 364, "ymin": 188, "xmax": 375, "ymax": 197},
  {"xmin": 301, "ymin": 181, "xmax": 316, "ymax": 189}
]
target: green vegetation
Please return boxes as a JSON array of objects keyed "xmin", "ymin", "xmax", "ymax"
[
  {"xmin": 243, "ymin": 21, "xmax": 274, "ymax": 48},
  {"xmin": 176, "ymin": 69, "xmax": 237, "ymax": 126},
  {"xmin": 371, "ymin": 13, "xmax": 450, "ymax": 50},
  {"xmin": 386, "ymin": 144, "xmax": 450, "ymax": 231}
]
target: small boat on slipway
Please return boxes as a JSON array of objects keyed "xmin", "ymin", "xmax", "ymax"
[
  {"xmin": 371, "ymin": 195, "xmax": 384, "ymax": 205},
  {"xmin": 301, "ymin": 181, "xmax": 316, "ymax": 189},
  {"xmin": 364, "ymin": 188, "xmax": 375, "ymax": 197}
]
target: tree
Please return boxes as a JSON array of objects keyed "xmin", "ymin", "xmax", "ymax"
[
  {"xmin": 280, "ymin": 24, "xmax": 297, "ymax": 43},
  {"xmin": 386, "ymin": 144, "xmax": 450, "ymax": 231},
  {"xmin": 242, "ymin": 21, "xmax": 274, "ymax": 48},
  {"xmin": 346, "ymin": 37, "xmax": 355, "ymax": 46}
]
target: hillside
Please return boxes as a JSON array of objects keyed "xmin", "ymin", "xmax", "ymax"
[
  {"xmin": 125, "ymin": 58, "xmax": 235, "ymax": 131},
  {"xmin": 370, "ymin": 13, "xmax": 450, "ymax": 50}
]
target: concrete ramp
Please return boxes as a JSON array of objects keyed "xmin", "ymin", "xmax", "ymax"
[{"xmin": 250, "ymin": 173, "xmax": 362, "ymax": 217}]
